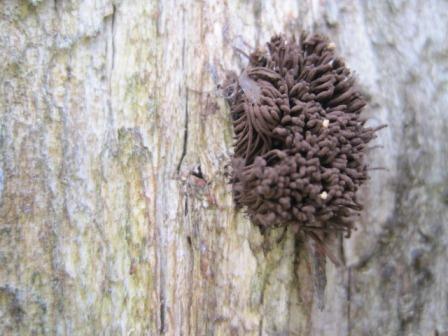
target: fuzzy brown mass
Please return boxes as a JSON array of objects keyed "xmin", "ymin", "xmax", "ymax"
[{"xmin": 224, "ymin": 34, "xmax": 384, "ymax": 238}]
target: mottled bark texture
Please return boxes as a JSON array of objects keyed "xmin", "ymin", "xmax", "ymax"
[{"xmin": 1, "ymin": 1, "xmax": 447, "ymax": 335}]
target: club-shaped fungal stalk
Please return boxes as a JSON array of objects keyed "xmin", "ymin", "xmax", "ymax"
[{"xmin": 224, "ymin": 33, "xmax": 385, "ymax": 252}]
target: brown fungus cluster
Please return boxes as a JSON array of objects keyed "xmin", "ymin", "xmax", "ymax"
[{"xmin": 224, "ymin": 33, "xmax": 385, "ymax": 240}]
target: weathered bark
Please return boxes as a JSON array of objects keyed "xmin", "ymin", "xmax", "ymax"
[{"xmin": 1, "ymin": 0, "xmax": 447, "ymax": 335}]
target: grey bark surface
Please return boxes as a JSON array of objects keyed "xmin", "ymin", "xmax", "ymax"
[{"xmin": 1, "ymin": 0, "xmax": 447, "ymax": 335}]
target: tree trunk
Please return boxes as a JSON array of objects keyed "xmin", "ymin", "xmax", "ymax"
[{"xmin": 1, "ymin": 0, "xmax": 447, "ymax": 335}]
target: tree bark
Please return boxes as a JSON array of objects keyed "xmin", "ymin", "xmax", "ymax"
[{"xmin": 1, "ymin": 0, "xmax": 447, "ymax": 335}]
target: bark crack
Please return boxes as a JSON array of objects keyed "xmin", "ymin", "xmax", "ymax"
[
  {"xmin": 53, "ymin": 0, "xmax": 61, "ymax": 15},
  {"xmin": 347, "ymin": 266, "xmax": 352, "ymax": 336},
  {"xmin": 160, "ymin": 297, "xmax": 166, "ymax": 334},
  {"xmin": 105, "ymin": 4, "xmax": 117, "ymax": 130},
  {"xmin": 177, "ymin": 90, "xmax": 189, "ymax": 173},
  {"xmin": 110, "ymin": 5, "xmax": 116, "ymax": 72}
]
